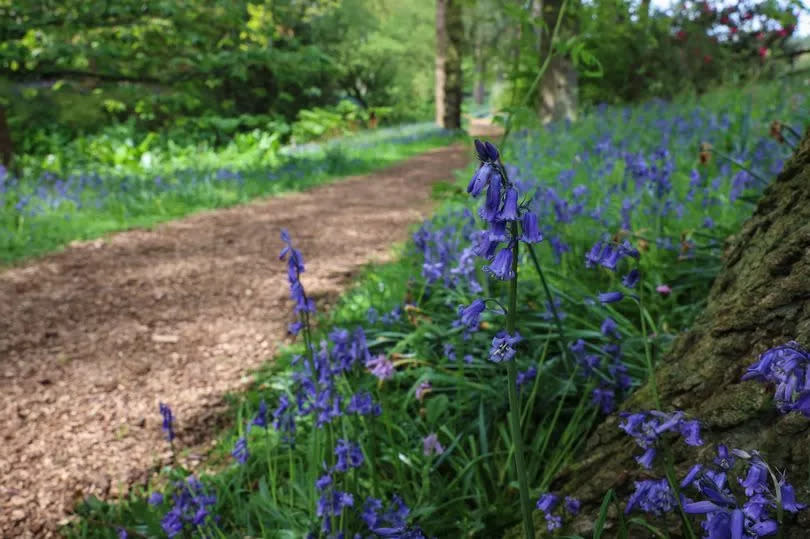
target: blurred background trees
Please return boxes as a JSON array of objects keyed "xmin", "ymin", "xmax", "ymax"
[{"xmin": 1, "ymin": 0, "xmax": 807, "ymax": 167}]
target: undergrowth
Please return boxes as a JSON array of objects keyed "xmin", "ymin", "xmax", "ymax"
[{"xmin": 64, "ymin": 80, "xmax": 810, "ymax": 538}]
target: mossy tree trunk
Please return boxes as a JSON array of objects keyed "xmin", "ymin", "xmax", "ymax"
[
  {"xmin": 507, "ymin": 130, "xmax": 810, "ymax": 537},
  {"xmin": 435, "ymin": 0, "xmax": 462, "ymax": 129}
]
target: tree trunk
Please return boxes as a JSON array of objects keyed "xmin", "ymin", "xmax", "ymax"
[
  {"xmin": 474, "ymin": 42, "xmax": 486, "ymax": 106},
  {"xmin": 435, "ymin": 0, "xmax": 447, "ymax": 127},
  {"xmin": 0, "ymin": 106, "xmax": 13, "ymax": 169},
  {"xmin": 536, "ymin": 0, "xmax": 577, "ymax": 124},
  {"xmin": 435, "ymin": 0, "xmax": 462, "ymax": 129},
  {"xmin": 508, "ymin": 129, "xmax": 810, "ymax": 537}
]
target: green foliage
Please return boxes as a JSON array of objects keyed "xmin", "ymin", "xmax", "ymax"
[
  {"xmin": 0, "ymin": 124, "xmax": 459, "ymax": 264},
  {"xmin": 1, "ymin": 0, "xmax": 437, "ymax": 155}
]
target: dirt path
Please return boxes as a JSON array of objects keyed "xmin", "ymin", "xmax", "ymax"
[{"xmin": 0, "ymin": 144, "xmax": 471, "ymax": 537}]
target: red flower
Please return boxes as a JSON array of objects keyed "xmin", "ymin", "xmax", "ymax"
[
  {"xmin": 778, "ymin": 28, "xmax": 789, "ymax": 37},
  {"xmin": 758, "ymin": 46, "xmax": 769, "ymax": 58},
  {"xmin": 703, "ymin": 54, "xmax": 713, "ymax": 64},
  {"xmin": 730, "ymin": 26, "xmax": 738, "ymax": 34},
  {"xmin": 676, "ymin": 30, "xmax": 687, "ymax": 40}
]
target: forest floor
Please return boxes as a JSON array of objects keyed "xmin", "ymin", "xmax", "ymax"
[{"xmin": 0, "ymin": 143, "xmax": 473, "ymax": 537}]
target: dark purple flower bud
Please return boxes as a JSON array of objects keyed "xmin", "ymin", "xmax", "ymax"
[
  {"xmin": 484, "ymin": 247, "xmax": 514, "ymax": 280},
  {"xmin": 474, "ymin": 139, "xmax": 488, "ymax": 162},
  {"xmin": 598, "ymin": 291, "xmax": 624, "ymax": 304},
  {"xmin": 497, "ymin": 187, "xmax": 519, "ymax": 221},
  {"xmin": 484, "ymin": 141, "xmax": 500, "ymax": 162},
  {"xmin": 520, "ymin": 211, "xmax": 544, "ymax": 243}
]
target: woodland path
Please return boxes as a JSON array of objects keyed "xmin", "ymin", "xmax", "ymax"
[{"xmin": 0, "ymin": 143, "xmax": 472, "ymax": 537}]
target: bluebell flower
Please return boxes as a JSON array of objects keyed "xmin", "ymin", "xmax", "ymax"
[
  {"xmin": 148, "ymin": 492, "xmax": 164, "ymax": 506},
  {"xmin": 519, "ymin": 211, "xmax": 544, "ymax": 243},
  {"xmin": 536, "ymin": 493, "xmax": 559, "ymax": 513},
  {"xmin": 592, "ymin": 386, "xmax": 615, "ymax": 413},
  {"xmin": 422, "ymin": 433, "xmax": 444, "ymax": 456},
  {"xmin": 484, "ymin": 247, "xmax": 514, "ymax": 280},
  {"xmin": 346, "ymin": 392, "xmax": 382, "ymax": 416},
  {"xmin": 600, "ymin": 317, "xmax": 620, "ymax": 339},
  {"xmin": 625, "ymin": 479, "xmax": 675, "ymax": 515},
  {"xmin": 489, "ymin": 331, "xmax": 522, "ymax": 362},
  {"xmin": 497, "ymin": 187, "xmax": 519, "ymax": 221},
  {"xmin": 516, "ymin": 366, "xmax": 537, "ymax": 391},
  {"xmin": 598, "ymin": 291, "xmax": 624, "ymax": 304},
  {"xmin": 479, "ymin": 179, "xmax": 502, "ymax": 223},
  {"xmin": 622, "ymin": 268, "xmax": 640, "ymax": 288},
  {"xmin": 251, "ymin": 399, "xmax": 268, "ymax": 429},
  {"xmin": 443, "ymin": 342, "xmax": 456, "ymax": 362},
  {"xmin": 457, "ymin": 299, "xmax": 486, "ymax": 331},
  {"xmin": 334, "ymin": 439, "xmax": 364, "ymax": 472},
  {"xmin": 366, "ymin": 355, "xmax": 395, "ymax": 381},
  {"xmin": 742, "ymin": 341, "xmax": 810, "ymax": 415},
  {"xmin": 564, "ymin": 496, "xmax": 581, "ymax": 515},
  {"xmin": 232, "ymin": 437, "xmax": 249, "ymax": 464},
  {"xmin": 467, "ymin": 163, "xmax": 494, "ymax": 197}
]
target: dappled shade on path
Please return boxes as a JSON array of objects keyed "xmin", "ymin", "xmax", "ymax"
[{"xmin": 0, "ymin": 144, "xmax": 470, "ymax": 537}]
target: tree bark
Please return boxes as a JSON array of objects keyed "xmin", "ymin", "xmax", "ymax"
[
  {"xmin": 435, "ymin": 0, "xmax": 462, "ymax": 129},
  {"xmin": 0, "ymin": 106, "xmax": 13, "ymax": 169},
  {"xmin": 536, "ymin": 0, "xmax": 577, "ymax": 124},
  {"xmin": 474, "ymin": 42, "xmax": 486, "ymax": 106},
  {"xmin": 506, "ymin": 129, "xmax": 810, "ymax": 537}
]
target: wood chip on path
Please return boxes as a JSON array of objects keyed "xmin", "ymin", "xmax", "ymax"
[{"xmin": 0, "ymin": 144, "xmax": 470, "ymax": 537}]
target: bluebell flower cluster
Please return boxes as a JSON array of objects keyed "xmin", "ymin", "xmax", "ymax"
[
  {"xmin": 159, "ymin": 403, "xmax": 175, "ymax": 442},
  {"xmin": 157, "ymin": 476, "xmax": 219, "ymax": 538},
  {"xmin": 742, "ymin": 341, "xmax": 810, "ymax": 415},
  {"xmin": 535, "ymin": 492, "xmax": 581, "ymax": 531},
  {"xmin": 625, "ymin": 479, "xmax": 677, "ymax": 516},
  {"xmin": 619, "ymin": 410, "xmax": 703, "ymax": 469},
  {"xmin": 361, "ymin": 495, "xmax": 428, "ymax": 538},
  {"xmin": 412, "ymin": 209, "xmax": 481, "ymax": 292},
  {"xmin": 279, "ymin": 229, "xmax": 315, "ymax": 335}
]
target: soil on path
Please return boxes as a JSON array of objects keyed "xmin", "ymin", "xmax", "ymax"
[{"xmin": 0, "ymin": 144, "xmax": 471, "ymax": 537}]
